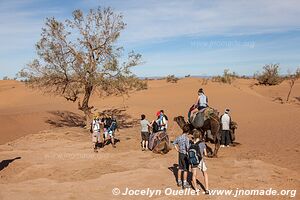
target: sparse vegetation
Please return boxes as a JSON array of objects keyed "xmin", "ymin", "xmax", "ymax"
[
  {"xmin": 2, "ymin": 76, "xmax": 17, "ymax": 80},
  {"xmin": 286, "ymin": 67, "xmax": 300, "ymax": 102},
  {"xmin": 166, "ymin": 75, "xmax": 179, "ymax": 83},
  {"xmin": 212, "ymin": 69, "xmax": 237, "ymax": 84},
  {"xmin": 255, "ymin": 64, "xmax": 282, "ymax": 85},
  {"xmin": 201, "ymin": 78, "xmax": 209, "ymax": 85},
  {"xmin": 18, "ymin": 7, "xmax": 146, "ymax": 123}
]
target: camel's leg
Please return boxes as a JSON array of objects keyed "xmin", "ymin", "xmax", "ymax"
[{"xmin": 212, "ymin": 139, "xmax": 220, "ymax": 158}]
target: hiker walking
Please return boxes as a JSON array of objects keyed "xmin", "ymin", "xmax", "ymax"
[
  {"xmin": 91, "ymin": 114, "xmax": 101, "ymax": 152},
  {"xmin": 220, "ymin": 108, "xmax": 231, "ymax": 147},
  {"xmin": 106, "ymin": 116, "xmax": 117, "ymax": 148},
  {"xmin": 189, "ymin": 130, "xmax": 209, "ymax": 194},
  {"xmin": 173, "ymin": 125, "xmax": 191, "ymax": 189},
  {"xmin": 140, "ymin": 114, "xmax": 151, "ymax": 151}
]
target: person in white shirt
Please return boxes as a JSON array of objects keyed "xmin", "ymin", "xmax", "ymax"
[
  {"xmin": 190, "ymin": 88, "xmax": 208, "ymax": 120},
  {"xmin": 159, "ymin": 110, "xmax": 168, "ymax": 132},
  {"xmin": 220, "ymin": 108, "xmax": 231, "ymax": 147},
  {"xmin": 92, "ymin": 115, "xmax": 102, "ymax": 152}
]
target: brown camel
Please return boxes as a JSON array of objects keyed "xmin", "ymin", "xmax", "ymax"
[
  {"xmin": 152, "ymin": 140, "xmax": 171, "ymax": 154},
  {"xmin": 149, "ymin": 131, "xmax": 171, "ymax": 154},
  {"xmin": 174, "ymin": 112, "xmax": 238, "ymax": 157},
  {"xmin": 174, "ymin": 109, "xmax": 222, "ymax": 157}
]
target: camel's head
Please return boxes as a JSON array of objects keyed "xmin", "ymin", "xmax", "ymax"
[
  {"xmin": 174, "ymin": 116, "xmax": 188, "ymax": 130},
  {"xmin": 173, "ymin": 116, "xmax": 185, "ymax": 123},
  {"xmin": 230, "ymin": 121, "xmax": 238, "ymax": 130}
]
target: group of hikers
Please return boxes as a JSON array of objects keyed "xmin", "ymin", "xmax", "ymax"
[
  {"xmin": 90, "ymin": 113, "xmax": 118, "ymax": 152},
  {"xmin": 172, "ymin": 88, "xmax": 233, "ymax": 194},
  {"xmin": 90, "ymin": 87, "xmax": 233, "ymax": 194},
  {"xmin": 135, "ymin": 88, "xmax": 230, "ymax": 195},
  {"xmin": 140, "ymin": 110, "xmax": 169, "ymax": 151}
]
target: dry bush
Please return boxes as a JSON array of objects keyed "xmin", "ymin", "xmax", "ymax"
[
  {"xmin": 201, "ymin": 78, "xmax": 209, "ymax": 85},
  {"xmin": 255, "ymin": 64, "xmax": 282, "ymax": 85},
  {"xmin": 286, "ymin": 67, "xmax": 300, "ymax": 102},
  {"xmin": 212, "ymin": 69, "xmax": 236, "ymax": 84},
  {"xmin": 166, "ymin": 75, "xmax": 179, "ymax": 83}
]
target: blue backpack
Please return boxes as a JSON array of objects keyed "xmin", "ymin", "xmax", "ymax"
[
  {"xmin": 109, "ymin": 120, "xmax": 117, "ymax": 132},
  {"xmin": 188, "ymin": 141, "xmax": 202, "ymax": 165}
]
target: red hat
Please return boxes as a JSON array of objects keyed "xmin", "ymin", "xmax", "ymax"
[{"xmin": 156, "ymin": 111, "xmax": 161, "ymax": 116}]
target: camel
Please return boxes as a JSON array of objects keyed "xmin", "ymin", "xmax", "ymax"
[
  {"xmin": 149, "ymin": 131, "xmax": 171, "ymax": 154},
  {"xmin": 174, "ymin": 109, "xmax": 237, "ymax": 157}
]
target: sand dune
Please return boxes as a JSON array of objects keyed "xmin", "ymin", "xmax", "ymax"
[{"xmin": 0, "ymin": 78, "xmax": 299, "ymax": 199}]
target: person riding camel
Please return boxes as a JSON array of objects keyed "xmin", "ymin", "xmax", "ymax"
[{"xmin": 189, "ymin": 88, "xmax": 208, "ymax": 121}]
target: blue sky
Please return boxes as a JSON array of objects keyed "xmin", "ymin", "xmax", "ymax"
[{"xmin": 0, "ymin": 0, "xmax": 300, "ymax": 78}]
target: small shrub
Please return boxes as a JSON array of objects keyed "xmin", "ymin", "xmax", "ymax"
[
  {"xmin": 286, "ymin": 67, "xmax": 300, "ymax": 102},
  {"xmin": 255, "ymin": 64, "xmax": 282, "ymax": 85},
  {"xmin": 166, "ymin": 75, "xmax": 179, "ymax": 83},
  {"xmin": 201, "ymin": 78, "xmax": 208, "ymax": 85},
  {"xmin": 212, "ymin": 69, "xmax": 236, "ymax": 84},
  {"xmin": 136, "ymin": 80, "xmax": 148, "ymax": 90}
]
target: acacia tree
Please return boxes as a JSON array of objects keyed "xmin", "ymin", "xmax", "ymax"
[{"xmin": 19, "ymin": 7, "xmax": 146, "ymax": 122}]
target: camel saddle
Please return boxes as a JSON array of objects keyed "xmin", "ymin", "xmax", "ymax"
[
  {"xmin": 190, "ymin": 107, "xmax": 214, "ymax": 128},
  {"xmin": 148, "ymin": 131, "xmax": 169, "ymax": 151}
]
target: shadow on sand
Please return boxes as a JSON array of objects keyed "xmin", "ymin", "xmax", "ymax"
[
  {"xmin": 46, "ymin": 109, "xmax": 138, "ymax": 129},
  {"xmin": 168, "ymin": 164, "xmax": 205, "ymax": 191},
  {"xmin": 0, "ymin": 157, "xmax": 21, "ymax": 171},
  {"xmin": 46, "ymin": 111, "xmax": 86, "ymax": 128}
]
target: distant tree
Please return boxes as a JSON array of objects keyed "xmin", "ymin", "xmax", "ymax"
[
  {"xmin": 255, "ymin": 64, "xmax": 282, "ymax": 85},
  {"xmin": 286, "ymin": 68, "xmax": 300, "ymax": 102},
  {"xmin": 2, "ymin": 76, "xmax": 9, "ymax": 80},
  {"xmin": 19, "ymin": 7, "xmax": 146, "ymax": 123}
]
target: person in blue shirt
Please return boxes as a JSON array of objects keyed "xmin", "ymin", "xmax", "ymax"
[{"xmin": 173, "ymin": 124, "xmax": 191, "ymax": 189}]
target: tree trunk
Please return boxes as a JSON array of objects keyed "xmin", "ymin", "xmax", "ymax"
[
  {"xmin": 286, "ymin": 81, "xmax": 294, "ymax": 102},
  {"xmin": 79, "ymin": 83, "xmax": 94, "ymax": 126}
]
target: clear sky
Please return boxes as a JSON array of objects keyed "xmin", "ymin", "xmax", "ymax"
[{"xmin": 0, "ymin": 0, "xmax": 300, "ymax": 78}]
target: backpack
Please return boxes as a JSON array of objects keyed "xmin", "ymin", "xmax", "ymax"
[
  {"xmin": 188, "ymin": 141, "xmax": 202, "ymax": 165},
  {"xmin": 90, "ymin": 120, "xmax": 97, "ymax": 133},
  {"xmin": 164, "ymin": 114, "xmax": 168, "ymax": 121},
  {"xmin": 109, "ymin": 120, "xmax": 117, "ymax": 132},
  {"xmin": 152, "ymin": 121, "xmax": 159, "ymax": 133},
  {"xmin": 90, "ymin": 122, "xmax": 93, "ymax": 133},
  {"xmin": 105, "ymin": 118, "xmax": 112, "ymax": 127}
]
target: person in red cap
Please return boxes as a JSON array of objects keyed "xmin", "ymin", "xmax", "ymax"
[{"xmin": 155, "ymin": 110, "xmax": 168, "ymax": 132}]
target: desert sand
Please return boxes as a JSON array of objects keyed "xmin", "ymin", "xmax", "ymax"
[{"xmin": 0, "ymin": 78, "xmax": 299, "ymax": 200}]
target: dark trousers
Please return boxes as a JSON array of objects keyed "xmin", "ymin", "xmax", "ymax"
[{"xmin": 221, "ymin": 130, "xmax": 231, "ymax": 145}]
